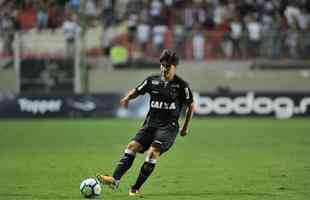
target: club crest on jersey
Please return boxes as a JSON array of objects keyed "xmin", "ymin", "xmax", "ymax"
[
  {"xmin": 151, "ymin": 101, "xmax": 176, "ymax": 110},
  {"xmin": 171, "ymin": 84, "xmax": 180, "ymax": 88},
  {"xmin": 151, "ymin": 80, "xmax": 160, "ymax": 85}
]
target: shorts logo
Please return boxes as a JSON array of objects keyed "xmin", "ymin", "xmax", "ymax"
[{"xmin": 151, "ymin": 101, "xmax": 176, "ymax": 110}]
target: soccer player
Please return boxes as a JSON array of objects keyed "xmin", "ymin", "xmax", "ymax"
[{"xmin": 96, "ymin": 49, "xmax": 194, "ymax": 196}]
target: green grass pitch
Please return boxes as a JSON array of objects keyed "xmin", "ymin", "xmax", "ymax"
[{"xmin": 0, "ymin": 118, "xmax": 310, "ymax": 200}]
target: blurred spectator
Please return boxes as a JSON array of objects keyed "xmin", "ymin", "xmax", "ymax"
[
  {"xmin": 127, "ymin": 13, "xmax": 138, "ymax": 42},
  {"xmin": 150, "ymin": 0, "xmax": 163, "ymax": 25},
  {"xmin": 285, "ymin": 24, "xmax": 299, "ymax": 59},
  {"xmin": 62, "ymin": 14, "xmax": 81, "ymax": 57},
  {"xmin": 101, "ymin": 27, "xmax": 111, "ymax": 57},
  {"xmin": 47, "ymin": 1, "xmax": 64, "ymax": 30},
  {"xmin": 284, "ymin": 2, "xmax": 301, "ymax": 28},
  {"xmin": 0, "ymin": 1, "xmax": 20, "ymax": 57},
  {"xmin": 0, "ymin": 12, "xmax": 15, "ymax": 56},
  {"xmin": 101, "ymin": 0, "xmax": 116, "ymax": 27},
  {"xmin": 110, "ymin": 45, "xmax": 128, "ymax": 65},
  {"xmin": 213, "ymin": 1, "xmax": 226, "ymax": 26},
  {"xmin": 300, "ymin": 25, "xmax": 310, "ymax": 59},
  {"xmin": 173, "ymin": 23, "xmax": 185, "ymax": 57},
  {"xmin": 246, "ymin": 15, "xmax": 262, "ymax": 57},
  {"xmin": 69, "ymin": 0, "xmax": 80, "ymax": 12},
  {"xmin": 265, "ymin": 14, "xmax": 286, "ymax": 59},
  {"xmin": 192, "ymin": 28, "xmax": 205, "ymax": 61},
  {"xmin": 152, "ymin": 24, "xmax": 167, "ymax": 53},
  {"xmin": 183, "ymin": 3, "xmax": 195, "ymax": 31},
  {"xmin": 37, "ymin": 3, "xmax": 48, "ymax": 30},
  {"xmin": 85, "ymin": 0, "xmax": 97, "ymax": 19},
  {"xmin": 18, "ymin": 0, "xmax": 37, "ymax": 30},
  {"xmin": 136, "ymin": 19, "xmax": 151, "ymax": 53},
  {"xmin": 229, "ymin": 16, "xmax": 243, "ymax": 59},
  {"xmin": 297, "ymin": 8, "xmax": 310, "ymax": 31}
]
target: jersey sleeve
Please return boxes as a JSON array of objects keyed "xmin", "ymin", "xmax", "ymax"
[
  {"xmin": 135, "ymin": 77, "xmax": 150, "ymax": 95},
  {"xmin": 182, "ymin": 83, "xmax": 194, "ymax": 105}
]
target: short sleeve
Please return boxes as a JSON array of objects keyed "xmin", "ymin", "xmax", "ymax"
[
  {"xmin": 182, "ymin": 83, "xmax": 194, "ymax": 105},
  {"xmin": 135, "ymin": 77, "xmax": 150, "ymax": 95}
]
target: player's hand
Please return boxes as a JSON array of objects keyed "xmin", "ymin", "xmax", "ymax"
[
  {"xmin": 120, "ymin": 97, "xmax": 129, "ymax": 108},
  {"xmin": 180, "ymin": 128, "xmax": 188, "ymax": 137}
]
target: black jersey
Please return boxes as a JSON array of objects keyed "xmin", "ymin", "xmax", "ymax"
[{"xmin": 135, "ymin": 74, "xmax": 193, "ymax": 128}]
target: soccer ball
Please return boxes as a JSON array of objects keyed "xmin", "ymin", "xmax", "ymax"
[{"xmin": 80, "ymin": 178, "xmax": 102, "ymax": 198}]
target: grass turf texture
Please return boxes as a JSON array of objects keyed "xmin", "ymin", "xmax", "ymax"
[{"xmin": 0, "ymin": 118, "xmax": 309, "ymax": 200}]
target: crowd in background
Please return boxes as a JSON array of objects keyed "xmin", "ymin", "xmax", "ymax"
[
  {"xmin": 123, "ymin": 0, "xmax": 310, "ymax": 60},
  {"xmin": 1, "ymin": 0, "xmax": 310, "ymax": 60}
]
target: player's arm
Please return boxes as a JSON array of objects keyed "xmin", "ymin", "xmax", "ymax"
[
  {"xmin": 180, "ymin": 102, "xmax": 195, "ymax": 137},
  {"xmin": 120, "ymin": 89, "xmax": 139, "ymax": 108},
  {"xmin": 120, "ymin": 77, "xmax": 150, "ymax": 108},
  {"xmin": 180, "ymin": 84, "xmax": 194, "ymax": 137}
]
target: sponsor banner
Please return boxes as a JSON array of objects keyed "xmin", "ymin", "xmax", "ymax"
[
  {"xmin": 0, "ymin": 93, "xmax": 121, "ymax": 118},
  {"xmin": 194, "ymin": 92, "xmax": 310, "ymax": 118},
  {"xmin": 0, "ymin": 92, "xmax": 309, "ymax": 118}
]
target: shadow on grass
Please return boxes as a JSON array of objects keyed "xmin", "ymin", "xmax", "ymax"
[
  {"xmin": 0, "ymin": 193, "xmax": 83, "ymax": 200},
  {"xmin": 147, "ymin": 190, "xmax": 278, "ymax": 198}
]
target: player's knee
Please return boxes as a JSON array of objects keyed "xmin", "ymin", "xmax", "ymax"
[
  {"xmin": 127, "ymin": 141, "xmax": 143, "ymax": 153},
  {"xmin": 147, "ymin": 147, "xmax": 161, "ymax": 159}
]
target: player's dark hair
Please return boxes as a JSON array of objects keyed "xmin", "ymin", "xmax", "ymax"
[{"xmin": 159, "ymin": 49, "xmax": 179, "ymax": 67}]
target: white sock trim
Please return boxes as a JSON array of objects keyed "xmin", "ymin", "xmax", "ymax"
[
  {"xmin": 125, "ymin": 148, "xmax": 136, "ymax": 156},
  {"xmin": 145, "ymin": 157, "xmax": 157, "ymax": 164}
]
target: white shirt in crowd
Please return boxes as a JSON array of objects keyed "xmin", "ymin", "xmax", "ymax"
[
  {"xmin": 85, "ymin": 0, "xmax": 97, "ymax": 17},
  {"xmin": 193, "ymin": 32, "xmax": 205, "ymax": 61},
  {"xmin": 150, "ymin": 0, "xmax": 163, "ymax": 17},
  {"xmin": 152, "ymin": 25, "xmax": 167, "ymax": 46},
  {"xmin": 214, "ymin": 5, "xmax": 226, "ymax": 25},
  {"xmin": 230, "ymin": 22, "xmax": 242, "ymax": 39},
  {"xmin": 62, "ymin": 20, "xmax": 81, "ymax": 40},
  {"xmin": 247, "ymin": 21, "xmax": 262, "ymax": 41},
  {"xmin": 137, "ymin": 23, "xmax": 151, "ymax": 44},
  {"xmin": 285, "ymin": 6, "xmax": 301, "ymax": 27}
]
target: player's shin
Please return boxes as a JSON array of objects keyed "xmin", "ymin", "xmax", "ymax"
[
  {"xmin": 112, "ymin": 148, "xmax": 136, "ymax": 181},
  {"xmin": 132, "ymin": 156, "xmax": 156, "ymax": 190}
]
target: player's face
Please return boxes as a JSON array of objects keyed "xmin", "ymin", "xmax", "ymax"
[{"xmin": 160, "ymin": 64, "xmax": 176, "ymax": 80}]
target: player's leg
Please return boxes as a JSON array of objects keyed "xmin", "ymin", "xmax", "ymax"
[
  {"xmin": 130, "ymin": 146, "xmax": 161, "ymax": 196},
  {"xmin": 97, "ymin": 126, "xmax": 154, "ymax": 188},
  {"xmin": 97, "ymin": 141, "xmax": 143, "ymax": 188},
  {"xmin": 112, "ymin": 140, "xmax": 143, "ymax": 181},
  {"xmin": 129, "ymin": 125, "xmax": 178, "ymax": 195}
]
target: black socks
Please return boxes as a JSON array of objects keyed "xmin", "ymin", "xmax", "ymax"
[
  {"xmin": 132, "ymin": 160, "xmax": 156, "ymax": 190},
  {"xmin": 113, "ymin": 149, "xmax": 136, "ymax": 181}
]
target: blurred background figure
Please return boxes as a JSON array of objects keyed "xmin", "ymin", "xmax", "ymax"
[
  {"xmin": 229, "ymin": 16, "xmax": 242, "ymax": 59},
  {"xmin": 62, "ymin": 14, "xmax": 81, "ymax": 57},
  {"xmin": 246, "ymin": 15, "xmax": 262, "ymax": 58}
]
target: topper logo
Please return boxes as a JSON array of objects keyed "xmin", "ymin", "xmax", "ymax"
[{"xmin": 18, "ymin": 98, "xmax": 62, "ymax": 114}]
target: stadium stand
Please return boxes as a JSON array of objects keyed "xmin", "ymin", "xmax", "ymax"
[{"xmin": 1, "ymin": 0, "xmax": 310, "ymax": 60}]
